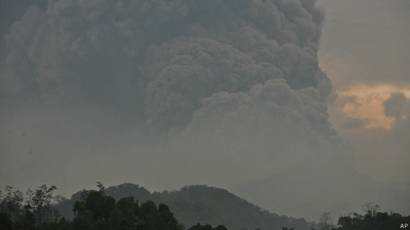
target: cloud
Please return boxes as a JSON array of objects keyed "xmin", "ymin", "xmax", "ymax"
[
  {"xmin": 188, "ymin": 79, "xmax": 333, "ymax": 137},
  {"xmin": 1, "ymin": 0, "xmax": 328, "ymax": 131},
  {"xmin": 143, "ymin": 37, "xmax": 284, "ymax": 130},
  {"xmin": 333, "ymin": 84, "xmax": 410, "ymax": 129},
  {"xmin": 384, "ymin": 93, "xmax": 410, "ymax": 151},
  {"xmin": 384, "ymin": 93, "xmax": 410, "ymax": 121},
  {"xmin": 1, "ymin": 0, "xmax": 409, "ymax": 221}
]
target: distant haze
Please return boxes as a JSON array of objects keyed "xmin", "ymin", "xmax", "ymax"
[{"xmin": 318, "ymin": 0, "xmax": 410, "ymax": 189}]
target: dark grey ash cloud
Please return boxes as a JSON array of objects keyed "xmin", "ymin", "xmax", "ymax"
[
  {"xmin": 0, "ymin": 0, "xmax": 408, "ymax": 221},
  {"xmin": 1, "ymin": 0, "xmax": 329, "ymax": 131}
]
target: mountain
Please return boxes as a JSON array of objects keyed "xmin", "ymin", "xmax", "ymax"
[{"xmin": 56, "ymin": 183, "xmax": 315, "ymax": 230}]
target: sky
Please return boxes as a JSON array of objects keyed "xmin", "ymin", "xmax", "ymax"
[
  {"xmin": 317, "ymin": 0, "xmax": 410, "ymax": 183},
  {"xmin": 318, "ymin": 0, "xmax": 410, "ymax": 130},
  {"xmin": 319, "ymin": 0, "xmax": 410, "ymax": 86},
  {"xmin": 0, "ymin": 0, "xmax": 409, "ymax": 222}
]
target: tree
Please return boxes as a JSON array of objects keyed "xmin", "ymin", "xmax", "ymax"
[
  {"xmin": 0, "ymin": 212, "xmax": 12, "ymax": 230},
  {"xmin": 0, "ymin": 186, "xmax": 24, "ymax": 224},
  {"xmin": 282, "ymin": 227, "xmax": 294, "ymax": 230},
  {"xmin": 0, "ymin": 183, "xmax": 248, "ymax": 230},
  {"xmin": 318, "ymin": 212, "xmax": 333, "ymax": 230},
  {"xmin": 361, "ymin": 202, "xmax": 380, "ymax": 218},
  {"xmin": 72, "ymin": 184, "xmax": 184, "ymax": 230},
  {"xmin": 73, "ymin": 189, "xmax": 116, "ymax": 230},
  {"xmin": 25, "ymin": 185, "xmax": 59, "ymax": 226},
  {"xmin": 189, "ymin": 223, "xmax": 228, "ymax": 230},
  {"xmin": 334, "ymin": 205, "xmax": 410, "ymax": 230}
]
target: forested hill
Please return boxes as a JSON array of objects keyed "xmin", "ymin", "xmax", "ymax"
[{"xmin": 56, "ymin": 183, "xmax": 314, "ymax": 230}]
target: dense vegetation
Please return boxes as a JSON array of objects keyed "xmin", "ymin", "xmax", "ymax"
[
  {"xmin": 308, "ymin": 204, "xmax": 410, "ymax": 230},
  {"xmin": 332, "ymin": 206, "xmax": 410, "ymax": 230},
  {"xmin": 0, "ymin": 184, "xmax": 226, "ymax": 230},
  {"xmin": 56, "ymin": 184, "xmax": 313, "ymax": 230},
  {"xmin": 1, "ymin": 184, "xmax": 408, "ymax": 230}
]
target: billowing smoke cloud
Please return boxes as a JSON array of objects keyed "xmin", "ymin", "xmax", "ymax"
[
  {"xmin": 1, "ymin": 0, "xmax": 329, "ymax": 131},
  {"xmin": 1, "ymin": 0, "xmax": 407, "ymax": 221}
]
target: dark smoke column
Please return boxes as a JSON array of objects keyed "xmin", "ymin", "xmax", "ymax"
[{"xmin": 1, "ymin": 0, "xmax": 331, "ymax": 134}]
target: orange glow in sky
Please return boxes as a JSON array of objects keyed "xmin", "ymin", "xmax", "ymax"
[{"xmin": 337, "ymin": 84, "xmax": 410, "ymax": 129}]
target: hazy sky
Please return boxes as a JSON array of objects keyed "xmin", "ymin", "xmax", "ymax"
[
  {"xmin": 319, "ymin": 0, "xmax": 410, "ymax": 86},
  {"xmin": 0, "ymin": 0, "xmax": 409, "ymax": 221},
  {"xmin": 319, "ymin": 0, "xmax": 410, "ymax": 132},
  {"xmin": 319, "ymin": 0, "xmax": 410, "ymax": 131},
  {"xmin": 317, "ymin": 0, "xmax": 410, "ymax": 206}
]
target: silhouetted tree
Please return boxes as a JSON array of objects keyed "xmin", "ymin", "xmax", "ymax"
[
  {"xmin": 189, "ymin": 223, "xmax": 228, "ymax": 230},
  {"xmin": 0, "ymin": 212, "xmax": 12, "ymax": 230},
  {"xmin": 72, "ymin": 183, "xmax": 184, "ymax": 230},
  {"xmin": 318, "ymin": 212, "xmax": 333, "ymax": 230},
  {"xmin": 25, "ymin": 185, "xmax": 59, "ymax": 226},
  {"xmin": 0, "ymin": 186, "xmax": 24, "ymax": 223},
  {"xmin": 282, "ymin": 227, "xmax": 295, "ymax": 230},
  {"xmin": 334, "ymin": 205, "xmax": 410, "ymax": 230},
  {"xmin": 8, "ymin": 184, "xmax": 410, "ymax": 230}
]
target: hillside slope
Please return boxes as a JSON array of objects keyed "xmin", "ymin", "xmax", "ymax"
[{"xmin": 56, "ymin": 183, "xmax": 314, "ymax": 230}]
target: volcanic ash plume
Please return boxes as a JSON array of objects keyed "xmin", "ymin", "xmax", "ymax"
[
  {"xmin": 1, "ymin": 0, "xmax": 331, "ymax": 134},
  {"xmin": 0, "ymin": 0, "xmax": 362, "ymax": 220}
]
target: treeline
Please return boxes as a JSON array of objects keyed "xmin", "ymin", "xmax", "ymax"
[
  {"xmin": 309, "ymin": 204, "xmax": 410, "ymax": 230},
  {"xmin": 1, "ymin": 184, "xmax": 409, "ymax": 230},
  {"xmin": 332, "ymin": 206, "xmax": 410, "ymax": 230},
  {"xmin": 0, "ymin": 184, "xmax": 227, "ymax": 230}
]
